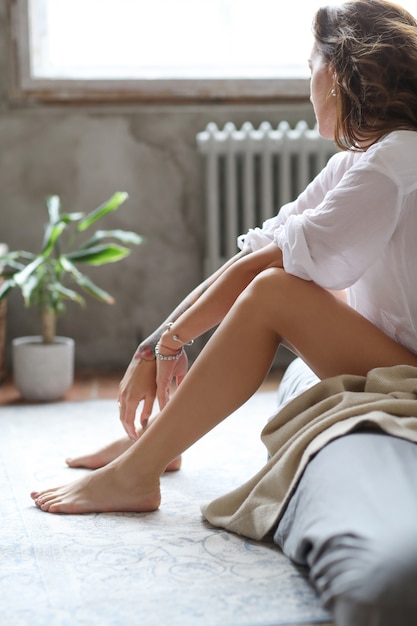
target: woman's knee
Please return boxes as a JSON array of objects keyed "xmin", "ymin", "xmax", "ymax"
[
  {"xmin": 250, "ymin": 266, "xmax": 287, "ymax": 292},
  {"xmin": 244, "ymin": 267, "xmax": 300, "ymax": 313},
  {"xmin": 247, "ymin": 268, "xmax": 324, "ymax": 311},
  {"xmin": 235, "ymin": 267, "xmax": 286, "ymax": 318}
]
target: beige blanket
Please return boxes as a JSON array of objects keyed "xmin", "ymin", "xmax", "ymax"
[{"xmin": 202, "ymin": 365, "xmax": 417, "ymax": 541}]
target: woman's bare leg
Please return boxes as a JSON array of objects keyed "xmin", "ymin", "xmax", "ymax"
[
  {"xmin": 66, "ymin": 424, "xmax": 182, "ymax": 472},
  {"xmin": 65, "ymin": 437, "xmax": 134, "ymax": 469},
  {"xmin": 31, "ymin": 269, "xmax": 417, "ymax": 514}
]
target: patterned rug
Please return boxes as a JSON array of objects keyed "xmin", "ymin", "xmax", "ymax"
[{"xmin": 0, "ymin": 393, "xmax": 332, "ymax": 626}]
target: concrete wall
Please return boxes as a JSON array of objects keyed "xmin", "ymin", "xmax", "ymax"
[{"xmin": 0, "ymin": 5, "xmax": 315, "ymax": 371}]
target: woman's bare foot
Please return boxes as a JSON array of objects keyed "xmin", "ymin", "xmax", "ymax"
[
  {"xmin": 31, "ymin": 460, "xmax": 161, "ymax": 514},
  {"xmin": 66, "ymin": 437, "xmax": 181, "ymax": 472},
  {"xmin": 65, "ymin": 437, "xmax": 132, "ymax": 469}
]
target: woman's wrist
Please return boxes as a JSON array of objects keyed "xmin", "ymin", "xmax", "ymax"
[
  {"xmin": 155, "ymin": 343, "xmax": 184, "ymax": 361},
  {"xmin": 153, "ymin": 322, "xmax": 194, "ymax": 360},
  {"xmin": 133, "ymin": 344, "xmax": 156, "ymax": 362},
  {"xmin": 133, "ymin": 322, "xmax": 194, "ymax": 362},
  {"xmin": 161, "ymin": 322, "xmax": 194, "ymax": 351}
]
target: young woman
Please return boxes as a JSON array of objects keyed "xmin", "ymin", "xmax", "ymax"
[{"xmin": 32, "ymin": 2, "xmax": 417, "ymax": 622}]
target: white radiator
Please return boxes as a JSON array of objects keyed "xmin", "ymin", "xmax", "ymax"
[{"xmin": 196, "ymin": 120, "xmax": 338, "ymax": 276}]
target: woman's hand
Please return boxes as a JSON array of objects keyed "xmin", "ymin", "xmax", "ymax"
[
  {"xmin": 116, "ymin": 244, "xmax": 282, "ymax": 440},
  {"xmin": 156, "ymin": 350, "xmax": 188, "ymax": 410},
  {"xmin": 118, "ymin": 357, "xmax": 157, "ymax": 440}
]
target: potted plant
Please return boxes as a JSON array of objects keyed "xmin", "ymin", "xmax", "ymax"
[{"xmin": 0, "ymin": 191, "xmax": 143, "ymax": 401}]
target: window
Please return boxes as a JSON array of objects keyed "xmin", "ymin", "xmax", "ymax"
[{"xmin": 9, "ymin": 0, "xmax": 417, "ymax": 103}]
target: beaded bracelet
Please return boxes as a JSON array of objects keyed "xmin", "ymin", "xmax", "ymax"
[{"xmin": 155, "ymin": 343, "xmax": 184, "ymax": 361}]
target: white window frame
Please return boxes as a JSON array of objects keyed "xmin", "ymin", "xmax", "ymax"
[{"xmin": 8, "ymin": 0, "xmax": 311, "ymax": 103}]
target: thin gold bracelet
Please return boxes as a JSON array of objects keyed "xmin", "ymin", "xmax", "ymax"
[{"xmin": 165, "ymin": 322, "xmax": 194, "ymax": 346}]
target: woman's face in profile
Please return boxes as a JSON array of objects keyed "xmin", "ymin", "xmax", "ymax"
[{"xmin": 309, "ymin": 44, "xmax": 337, "ymax": 139}]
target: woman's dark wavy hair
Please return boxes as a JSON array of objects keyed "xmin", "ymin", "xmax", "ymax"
[{"xmin": 313, "ymin": 0, "xmax": 417, "ymax": 150}]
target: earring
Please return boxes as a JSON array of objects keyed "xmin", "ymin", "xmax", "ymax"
[{"xmin": 331, "ymin": 88, "xmax": 337, "ymax": 97}]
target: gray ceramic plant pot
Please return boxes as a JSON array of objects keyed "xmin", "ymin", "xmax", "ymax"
[{"xmin": 12, "ymin": 336, "xmax": 74, "ymax": 402}]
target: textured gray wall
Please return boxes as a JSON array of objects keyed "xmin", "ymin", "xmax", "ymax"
[{"xmin": 0, "ymin": 6, "xmax": 315, "ymax": 371}]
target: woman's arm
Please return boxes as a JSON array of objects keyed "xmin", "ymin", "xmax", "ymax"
[
  {"xmin": 151, "ymin": 243, "xmax": 283, "ymax": 412},
  {"xmin": 119, "ymin": 243, "xmax": 283, "ymax": 438},
  {"xmin": 118, "ymin": 250, "xmax": 248, "ymax": 437},
  {"xmin": 133, "ymin": 250, "xmax": 247, "ymax": 361},
  {"xmin": 160, "ymin": 243, "xmax": 283, "ymax": 348}
]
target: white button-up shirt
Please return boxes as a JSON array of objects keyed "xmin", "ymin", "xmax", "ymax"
[{"xmin": 239, "ymin": 131, "xmax": 417, "ymax": 354}]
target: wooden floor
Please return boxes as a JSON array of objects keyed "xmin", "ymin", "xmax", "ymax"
[
  {"xmin": 0, "ymin": 370, "xmax": 124, "ymax": 405},
  {"xmin": 0, "ymin": 368, "xmax": 284, "ymax": 406}
]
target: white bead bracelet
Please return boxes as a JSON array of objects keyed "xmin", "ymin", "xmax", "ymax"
[{"xmin": 155, "ymin": 343, "xmax": 184, "ymax": 361}]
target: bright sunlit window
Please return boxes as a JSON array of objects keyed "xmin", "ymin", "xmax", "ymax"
[
  {"xmin": 10, "ymin": 0, "xmax": 417, "ymax": 102},
  {"xmin": 29, "ymin": 0, "xmax": 339, "ymax": 80}
]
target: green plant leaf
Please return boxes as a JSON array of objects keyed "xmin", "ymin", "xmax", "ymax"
[
  {"xmin": 0, "ymin": 251, "xmax": 26, "ymax": 263},
  {"xmin": 77, "ymin": 192, "xmax": 129, "ymax": 232},
  {"xmin": 21, "ymin": 273, "xmax": 41, "ymax": 306},
  {"xmin": 41, "ymin": 221, "xmax": 66, "ymax": 256},
  {"xmin": 46, "ymin": 195, "xmax": 61, "ymax": 224},
  {"xmin": 0, "ymin": 260, "xmax": 26, "ymax": 275},
  {"xmin": 2, "ymin": 191, "xmax": 138, "ymax": 334},
  {"xmin": 81, "ymin": 229, "xmax": 144, "ymax": 248},
  {"xmin": 59, "ymin": 256, "xmax": 78, "ymax": 274},
  {"xmin": 73, "ymin": 274, "xmax": 115, "ymax": 303},
  {"xmin": 60, "ymin": 211, "xmax": 85, "ymax": 224},
  {"xmin": 60, "ymin": 256, "xmax": 115, "ymax": 303},
  {"xmin": 13, "ymin": 256, "xmax": 45, "ymax": 287},
  {"xmin": 48, "ymin": 282, "xmax": 85, "ymax": 305},
  {"xmin": 66, "ymin": 244, "xmax": 131, "ymax": 266},
  {"xmin": 0, "ymin": 250, "xmax": 36, "ymax": 272}
]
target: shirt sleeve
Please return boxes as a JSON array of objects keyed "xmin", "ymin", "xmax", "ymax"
[
  {"xmin": 276, "ymin": 165, "xmax": 401, "ymax": 290},
  {"xmin": 237, "ymin": 151, "xmax": 348, "ymax": 253}
]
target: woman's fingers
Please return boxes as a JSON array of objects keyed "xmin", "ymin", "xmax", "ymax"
[
  {"xmin": 117, "ymin": 358, "xmax": 158, "ymax": 439},
  {"xmin": 139, "ymin": 394, "xmax": 155, "ymax": 430},
  {"xmin": 156, "ymin": 352, "xmax": 189, "ymax": 410},
  {"xmin": 118, "ymin": 397, "xmax": 139, "ymax": 440}
]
